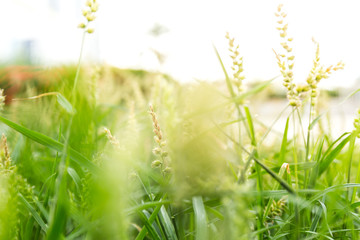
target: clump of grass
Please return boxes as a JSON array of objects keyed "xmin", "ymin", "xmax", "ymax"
[{"xmin": 0, "ymin": 2, "xmax": 359, "ymax": 239}]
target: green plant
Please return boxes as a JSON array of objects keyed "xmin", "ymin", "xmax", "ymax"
[{"xmin": 0, "ymin": 2, "xmax": 359, "ymax": 240}]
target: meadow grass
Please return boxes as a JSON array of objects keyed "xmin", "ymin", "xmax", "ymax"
[{"xmin": 0, "ymin": 2, "xmax": 360, "ymax": 239}]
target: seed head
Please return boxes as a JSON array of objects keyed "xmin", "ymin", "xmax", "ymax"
[
  {"xmin": 86, "ymin": 28, "xmax": 94, "ymax": 34},
  {"xmin": 78, "ymin": 23, "xmax": 86, "ymax": 29},
  {"xmin": 151, "ymin": 160, "xmax": 162, "ymax": 168}
]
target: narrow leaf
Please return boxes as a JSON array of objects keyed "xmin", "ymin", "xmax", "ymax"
[
  {"xmin": 234, "ymin": 76, "xmax": 277, "ymax": 103},
  {"xmin": 159, "ymin": 206, "xmax": 178, "ymax": 240},
  {"xmin": 318, "ymin": 133, "xmax": 351, "ymax": 175},
  {"xmin": 279, "ymin": 117, "xmax": 290, "ymax": 164},
  {"xmin": 244, "ymin": 106, "xmax": 256, "ymax": 146},
  {"xmin": 136, "ymin": 210, "xmax": 161, "ymax": 240},
  {"xmin": 0, "ymin": 115, "xmax": 99, "ymax": 174},
  {"xmin": 18, "ymin": 193, "xmax": 48, "ymax": 232},
  {"xmin": 192, "ymin": 196, "xmax": 208, "ymax": 240},
  {"xmin": 67, "ymin": 167, "xmax": 81, "ymax": 190},
  {"xmin": 213, "ymin": 46, "xmax": 235, "ymax": 98}
]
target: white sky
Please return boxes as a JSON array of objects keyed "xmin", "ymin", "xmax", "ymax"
[{"xmin": 3, "ymin": 0, "xmax": 360, "ymax": 87}]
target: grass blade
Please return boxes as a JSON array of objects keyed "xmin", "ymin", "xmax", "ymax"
[
  {"xmin": 136, "ymin": 194, "xmax": 168, "ymax": 239},
  {"xmin": 125, "ymin": 200, "xmax": 171, "ymax": 215},
  {"xmin": 234, "ymin": 76, "xmax": 278, "ymax": 104},
  {"xmin": 192, "ymin": 196, "xmax": 208, "ymax": 240},
  {"xmin": 0, "ymin": 115, "xmax": 99, "ymax": 173},
  {"xmin": 213, "ymin": 46, "xmax": 235, "ymax": 98},
  {"xmin": 67, "ymin": 167, "xmax": 81, "ymax": 190},
  {"xmin": 159, "ymin": 206, "xmax": 178, "ymax": 240},
  {"xmin": 136, "ymin": 210, "xmax": 161, "ymax": 240},
  {"xmin": 244, "ymin": 106, "xmax": 256, "ymax": 146},
  {"xmin": 18, "ymin": 193, "xmax": 48, "ymax": 233},
  {"xmin": 279, "ymin": 117, "xmax": 290, "ymax": 164},
  {"xmin": 318, "ymin": 133, "xmax": 351, "ymax": 176}
]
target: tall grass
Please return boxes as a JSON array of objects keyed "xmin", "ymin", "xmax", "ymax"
[{"xmin": 0, "ymin": 2, "xmax": 359, "ymax": 239}]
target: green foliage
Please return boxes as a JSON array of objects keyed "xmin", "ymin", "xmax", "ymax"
[{"xmin": 0, "ymin": 4, "xmax": 359, "ymax": 240}]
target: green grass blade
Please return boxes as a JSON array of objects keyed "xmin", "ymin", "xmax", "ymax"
[
  {"xmin": 308, "ymin": 139, "xmax": 325, "ymax": 189},
  {"xmin": 125, "ymin": 200, "xmax": 171, "ymax": 215},
  {"xmin": 0, "ymin": 115, "xmax": 99, "ymax": 173},
  {"xmin": 18, "ymin": 193, "xmax": 48, "ymax": 233},
  {"xmin": 263, "ymin": 163, "xmax": 290, "ymax": 221},
  {"xmin": 159, "ymin": 206, "xmax": 178, "ymax": 240},
  {"xmin": 213, "ymin": 46, "xmax": 235, "ymax": 98},
  {"xmin": 215, "ymin": 122, "xmax": 295, "ymax": 195},
  {"xmin": 318, "ymin": 133, "xmax": 351, "ymax": 176},
  {"xmin": 318, "ymin": 200, "xmax": 333, "ymax": 237},
  {"xmin": 309, "ymin": 202, "xmax": 322, "ymax": 234},
  {"xmin": 204, "ymin": 205, "xmax": 224, "ymax": 220},
  {"xmin": 244, "ymin": 106, "xmax": 256, "ymax": 146},
  {"xmin": 279, "ymin": 117, "xmax": 290, "ymax": 164},
  {"xmin": 23, "ymin": 217, "xmax": 35, "ymax": 240},
  {"xmin": 192, "ymin": 196, "xmax": 208, "ymax": 240},
  {"xmin": 136, "ymin": 194, "xmax": 168, "ymax": 239},
  {"xmin": 67, "ymin": 167, "xmax": 81, "ymax": 190},
  {"xmin": 136, "ymin": 210, "xmax": 161, "ymax": 240},
  {"xmin": 46, "ymin": 163, "xmax": 69, "ymax": 240},
  {"xmin": 234, "ymin": 76, "xmax": 278, "ymax": 104}
]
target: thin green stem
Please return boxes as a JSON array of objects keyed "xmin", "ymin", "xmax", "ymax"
[
  {"xmin": 304, "ymin": 100, "xmax": 313, "ymax": 188},
  {"xmin": 47, "ymin": 30, "xmax": 87, "ymax": 239},
  {"xmin": 72, "ymin": 31, "xmax": 87, "ymax": 102},
  {"xmin": 292, "ymin": 108, "xmax": 298, "ymax": 189}
]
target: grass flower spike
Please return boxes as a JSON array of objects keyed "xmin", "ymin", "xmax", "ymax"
[
  {"xmin": 103, "ymin": 127, "xmax": 120, "ymax": 149},
  {"xmin": 274, "ymin": 4, "xmax": 300, "ymax": 107},
  {"xmin": 149, "ymin": 104, "xmax": 171, "ymax": 175},
  {"xmin": 226, "ymin": 32, "xmax": 246, "ymax": 94},
  {"xmin": 306, "ymin": 39, "xmax": 344, "ymax": 115},
  {"xmin": 78, "ymin": 0, "xmax": 99, "ymax": 34}
]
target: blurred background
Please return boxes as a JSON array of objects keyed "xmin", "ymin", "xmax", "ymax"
[{"xmin": 3, "ymin": 0, "xmax": 360, "ymax": 86}]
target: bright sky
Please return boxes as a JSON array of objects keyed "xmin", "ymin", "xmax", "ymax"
[{"xmin": 3, "ymin": 0, "xmax": 360, "ymax": 87}]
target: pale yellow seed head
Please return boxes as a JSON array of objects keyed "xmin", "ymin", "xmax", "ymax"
[
  {"xmin": 78, "ymin": 23, "xmax": 86, "ymax": 29},
  {"xmin": 86, "ymin": 13, "xmax": 96, "ymax": 21},
  {"xmin": 91, "ymin": 3, "xmax": 99, "ymax": 12},
  {"xmin": 86, "ymin": 28, "xmax": 94, "ymax": 34}
]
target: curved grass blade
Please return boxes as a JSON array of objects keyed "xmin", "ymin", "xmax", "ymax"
[
  {"xmin": 215, "ymin": 122, "xmax": 296, "ymax": 195},
  {"xmin": 0, "ymin": 115, "xmax": 99, "ymax": 174},
  {"xmin": 136, "ymin": 194, "xmax": 168, "ymax": 240},
  {"xmin": 137, "ymin": 210, "xmax": 161, "ymax": 240},
  {"xmin": 18, "ymin": 193, "xmax": 48, "ymax": 233},
  {"xmin": 234, "ymin": 76, "xmax": 278, "ymax": 104},
  {"xmin": 67, "ymin": 167, "xmax": 81, "ymax": 190},
  {"xmin": 318, "ymin": 133, "xmax": 351, "ymax": 176},
  {"xmin": 213, "ymin": 46, "xmax": 235, "ymax": 98},
  {"xmin": 125, "ymin": 200, "xmax": 171, "ymax": 215}
]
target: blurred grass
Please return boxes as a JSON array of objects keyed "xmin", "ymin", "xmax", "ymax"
[{"xmin": 0, "ymin": 61, "xmax": 359, "ymax": 240}]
